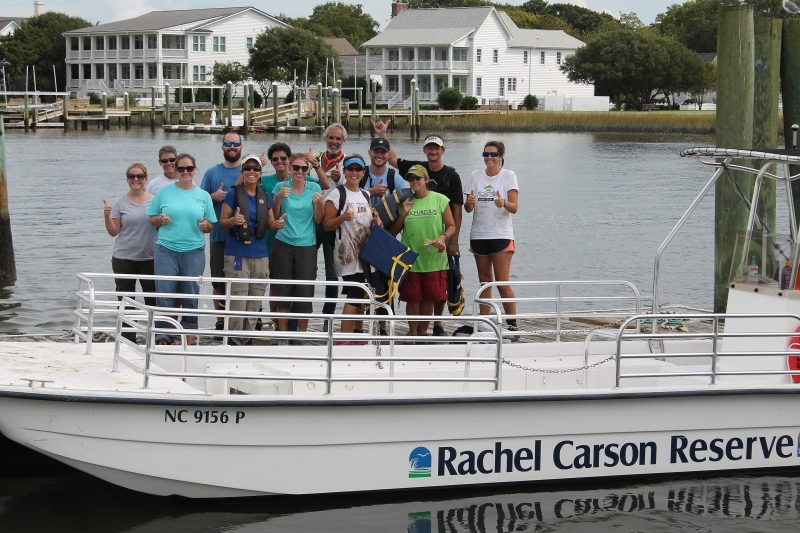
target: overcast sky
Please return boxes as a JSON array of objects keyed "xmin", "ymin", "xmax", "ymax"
[{"xmin": 3, "ymin": 0, "xmax": 681, "ymax": 28}]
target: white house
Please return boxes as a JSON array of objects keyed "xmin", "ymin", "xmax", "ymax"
[
  {"xmin": 62, "ymin": 7, "xmax": 288, "ymax": 99},
  {"xmin": 0, "ymin": 18, "xmax": 23, "ymax": 37},
  {"xmin": 363, "ymin": 5, "xmax": 597, "ymax": 108}
]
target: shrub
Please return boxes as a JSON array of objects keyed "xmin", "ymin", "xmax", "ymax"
[
  {"xmin": 437, "ymin": 87, "xmax": 463, "ymax": 110},
  {"xmin": 285, "ymin": 89, "xmax": 294, "ymax": 104},
  {"xmin": 253, "ymin": 90, "xmax": 262, "ymax": 108},
  {"xmin": 523, "ymin": 94, "xmax": 539, "ymax": 110},
  {"xmin": 460, "ymin": 96, "xmax": 478, "ymax": 110},
  {"xmin": 87, "ymin": 91, "xmax": 102, "ymax": 105},
  {"xmin": 126, "ymin": 92, "xmax": 140, "ymax": 107}
]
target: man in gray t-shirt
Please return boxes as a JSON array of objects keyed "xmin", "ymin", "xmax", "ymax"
[{"xmin": 146, "ymin": 145, "xmax": 178, "ymax": 194}]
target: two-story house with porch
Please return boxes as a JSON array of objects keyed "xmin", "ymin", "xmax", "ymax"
[
  {"xmin": 363, "ymin": 5, "xmax": 596, "ymax": 108},
  {"xmin": 62, "ymin": 7, "xmax": 288, "ymax": 101}
]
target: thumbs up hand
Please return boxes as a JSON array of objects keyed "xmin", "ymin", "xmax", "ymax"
[
  {"xmin": 278, "ymin": 180, "xmax": 291, "ymax": 198},
  {"xmin": 198, "ymin": 217, "xmax": 213, "ymax": 233},
  {"xmin": 231, "ymin": 207, "xmax": 245, "ymax": 226},
  {"xmin": 259, "ymin": 151, "xmax": 267, "ymax": 166},
  {"xmin": 159, "ymin": 213, "xmax": 171, "ymax": 226},
  {"xmin": 277, "ymin": 213, "xmax": 287, "ymax": 230},
  {"xmin": 465, "ymin": 190, "xmax": 475, "ymax": 210},
  {"xmin": 103, "ymin": 199, "xmax": 112, "ymax": 217},
  {"xmin": 312, "ymin": 192, "xmax": 324, "ymax": 208},
  {"xmin": 344, "ymin": 206, "xmax": 355, "ymax": 221},
  {"xmin": 211, "ymin": 182, "xmax": 226, "ymax": 202},
  {"xmin": 494, "ymin": 190, "xmax": 505, "ymax": 208},
  {"xmin": 306, "ymin": 147, "xmax": 320, "ymax": 169}
]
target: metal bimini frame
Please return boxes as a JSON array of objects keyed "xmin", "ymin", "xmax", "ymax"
[{"xmin": 652, "ymin": 148, "xmax": 800, "ymax": 333}]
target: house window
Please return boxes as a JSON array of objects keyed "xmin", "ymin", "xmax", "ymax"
[
  {"xmin": 95, "ymin": 64, "xmax": 104, "ymax": 79},
  {"xmin": 82, "ymin": 64, "xmax": 91, "ymax": 79},
  {"xmin": 493, "ymin": 49, "xmax": 498, "ymax": 64},
  {"xmin": 387, "ymin": 77, "xmax": 399, "ymax": 92},
  {"xmin": 193, "ymin": 65, "xmax": 206, "ymax": 82},
  {"xmin": 147, "ymin": 35, "xmax": 157, "ymax": 49},
  {"xmin": 163, "ymin": 64, "xmax": 173, "ymax": 79},
  {"xmin": 121, "ymin": 64, "xmax": 131, "ymax": 79},
  {"xmin": 134, "ymin": 64, "xmax": 144, "ymax": 80},
  {"xmin": 476, "ymin": 77, "xmax": 482, "ymax": 96},
  {"xmin": 405, "ymin": 49, "xmax": 414, "ymax": 61},
  {"xmin": 121, "ymin": 36, "xmax": 130, "ymax": 50},
  {"xmin": 108, "ymin": 64, "xmax": 117, "ymax": 81},
  {"xmin": 476, "ymin": 48, "xmax": 482, "ymax": 63},
  {"xmin": 213, "ymin": 36, "xmax": 226, "ymax": 53},
  {"xmin": 388, "ymin": 49, "xmax": 399, "ymax": 62},
  {"xmin": 246, "ymin": 37, "xmax": 253, "ymax": 50},
  {"xmin": 453, "ymin": 48, "xmax": 467, "ymax": 62},
  {"xmin": 499, "ymin": 77, "xmax": 504, "ymax": 96},
  {"xmin": 108, "ymin": 36, "xmax": 117, "ymax": 50},
  {"xmin": 83, "ymin": 37, "xmax": 91, "ymax": 50},
  {"xmin": 540, "ymin": 51, "xmax": 545, "ymax": 64},
  {"xmin": 507, "ymin": 77, "xmax": 517, "ymax": 92},
  {"xmin": 523, "ymin": 51, "xmax": 528, "ymax": 64},
  {"xmin": 557, "ymin": 52, "xmax": 562, "ymax": 65},
  {"xmin": 193, "ymin": 36, "xmax": 206, "ymax": 52},
  {"xmin": 148, "ymin": 64, "xmax": 157, "ymax": 79},
  {"xmin": 134, "ymin": 35, "xmax": 143, "ymax": 50},
  {"xmin": 70, "ymin": 37, "xmax": 79, "ymax": 51},
  {"xmin": 95, "ymin": 37, "xmax": 104, "ymax": 51},
  {"xmin": 70, "ymin": 64, "xmax": 79, "ymax": 80}
]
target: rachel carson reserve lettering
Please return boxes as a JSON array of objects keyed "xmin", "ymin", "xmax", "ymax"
[{"xmin": 424, "ymin": 432, "xmax": 799, "ymax": 478}]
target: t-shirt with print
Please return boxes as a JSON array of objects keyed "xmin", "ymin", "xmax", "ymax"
[
  {"xmin": 272, "ymin": 181, "xmax": 323, "ymax": 247},
  {"xmin": 260, "ymin": 173, "xmax": 319, "ymax": 254},
  {"xmin": 146, "ymin": 173, "xmax": 176, "ymax": 194},
  {"xmin": 400, "ymin": 191, "xmax": 450, "ymax": 273},
  {"xmin": 396, "ymin": 159, "xmax": 463, "ymax": 207},
  {"xmin": 146, "ymin": 184, "xmax": 217, "ymax": 252},
  {"xmin": 468, "ymin": 169, "xmax": 519, "ymax": 240},
  {"xmin": 325, "ymin": 186, "xmax": 372, "ymax": 277},
  {"xmin": 200, "ymin": 163, "xmax": 242, "ymax": 242},
  {"xmin": 111, "ymin": 194, "xmax": 156, "ymax": 261},
  {"xmin": 222, "ymin": 187, "xmax": 272, "ymax": 258}
]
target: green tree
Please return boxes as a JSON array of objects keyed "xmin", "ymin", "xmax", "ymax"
[
  {"xmin": 408, "ymin": 0, "xmax": 491, "ymax": 8},
  {"xmin": 460, "ymin": 95, "xmax": 478, "ymax": 110},
  {"xmin": 291, "ymin": 2, "xmax": 379, "ymax": 49},
  {"xmin": 0, "ymin": 12, "xmax": 92, "ymax": 93},
  {"xmin": 339, "ymin": 75, "xmax": 381, "ymax": 104},
  {"xmin": 658, "ymin": 37, "xmax": 708, "ymax": 106},
  {"xmin": 437, "ymin": 87, "xmax": 463, "ymax": 110},
  {"xmin": 249, "ymin": 27, "xmax": 340, "ymax": 100},
  {"xmin": 523, "ymin": 94, "xmax": 539, "ymax": 109},
  {"xmin": 503, "ymin": 9, "xmax": 580, "ymax": 37},
  {"xmin": 539, "ymin": 3, "xmax": 617, "ymax": 35}
]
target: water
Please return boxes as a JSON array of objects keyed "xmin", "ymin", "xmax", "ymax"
[{"xmin": 1, "ymin": 128, "xmax": 749, "ymax": 333}]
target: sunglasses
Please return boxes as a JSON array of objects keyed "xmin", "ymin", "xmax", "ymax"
[
  {"xmin": 345, "ymin": 166, "xmax": 364, "ymax": 172},
  {"xmin": 292, "ymin": 164, "xmax": 309, "ymax": 172},
  {"xmin": 483, "ymin": 151, "xmax": 501, "ymax": 158},
  {"xmin": 406, "ymin": 175, "xmax": 425, "ymax": 182},
  {"xmin": 271, "ymin": 156, "xmax": 288, "ymax": 162},
  {"xmin": 176, "ymin": 166, "xmax": 195, "ymax": 173},
  {"xmin": 242, "ymin": 165, "xmax": 262, "ymax": 173},
  {"xmin": 159, "ymin": 157, "xmax": 176, "ymax": 163},
  {"xmin": 223, "ymin": 141, "xmax": 242, "ymax": 147},
  {"xmin": 127, "ymin": 173, "xmax": 146, "ymax": 180}
]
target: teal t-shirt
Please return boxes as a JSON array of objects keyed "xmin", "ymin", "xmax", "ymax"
[
  {"xmin": 146, "ymin": 183, "xmax": 217, "ymax": 252},
  {"xmin": 261, "ymin": 173, "xmax": 319, "ymax": 253},
  {"xmin": 272, "ymin": 180, "xmax": 322, "ymax": 247},
  {"xmin": 400, "ymin": 191, "xmax": 450, "ymax": 273}
]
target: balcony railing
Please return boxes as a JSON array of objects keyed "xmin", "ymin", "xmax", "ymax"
[
  {"xmin": 69, "ymin": 51, "xmax": 79, "ymax": 59},
  {"xmin": 133, "ymin": 49, "xmax": 144, "ymax": 58},
  {"xmin": 452, "ymin": 60, "xmax": 469, "ymax": 70},
  {"xmin": 385, "ymin": 61, "xmax": 400, "ymax": 70},
  {"xmin": 433, "ymin": 60, "xmax": 449, "ymax": 69},
  {"xmin": 107, "ymin": 51, "xmax": 118, "ymax": 59},
  {"xmin": 417, "ymin": 60, "xmax": 432, "ymax": 70},
  {"xmin": 162, "ymin": 49, "xmax": 188, "ymax": 58},
  {"xmin": 119, "ymin": 50, "xmax": 131, "ymax": 59},
  {"xmin": 80, "ymin": 51, "xmax": 91, "ymax": 59},
  {"xmin": 401, "ymin": 60, "xmax": 415, "ymax": 69}
]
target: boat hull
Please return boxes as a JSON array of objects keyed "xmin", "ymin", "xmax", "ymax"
[{"xmin": 1, "ymin": 388, "xmax": 799, "ymax": 498}]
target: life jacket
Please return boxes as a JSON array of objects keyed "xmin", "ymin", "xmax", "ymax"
[
  {"xmin": 334, "ymin": 184, "xmax": 370, "ymax": 239},
  {"xmin": 231, "ymin": 184, "xmax": 269, "ymax": 241}
]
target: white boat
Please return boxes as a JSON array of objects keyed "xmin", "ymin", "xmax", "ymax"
[{"xmin": 1, "ymin": 148, "xmax": 800, "ymax": 498}]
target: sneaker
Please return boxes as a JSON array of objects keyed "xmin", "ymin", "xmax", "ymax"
[
  {"xmin": 453, "ymin": 325, "xmax": 474, "ymax": 337},
  {"xmin": 289, "ymin": 339, "xmax": 309, "ymax": 346},
  {"xmin": 401, "ymin": 332, "xmax": 416, "ymax": 345},
  {"xmin": 214, "ymin": 321, "xmax": 224, "ymax": 341},
  {"xmin": 379, "ymin": 329, "xmax": 389, "ymax": 336},
  {"xmin": 505, "ymin": 323, "xmax": 520, "ymax": 343},
  {"xmin": 432, "ymin": 325, "xmax": 446, "ymax": 337},
  {"xmin": 270, "ymin": 338, "xmax": 289, "ymax": 346}
]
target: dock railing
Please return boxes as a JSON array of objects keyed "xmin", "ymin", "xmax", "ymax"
[{"xmin": 114, "ymin": 297, "xmax": 504, "ymax": 395}]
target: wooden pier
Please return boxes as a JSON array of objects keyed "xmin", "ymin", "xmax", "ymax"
[{"xmin": 0, "ymin": 98, "xmax": 131, "ymax": 131}]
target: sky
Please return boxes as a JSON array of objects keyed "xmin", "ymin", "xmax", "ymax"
[{"xmin": 2, "ymin": 0, "xmax": 681, "ymax": 29}]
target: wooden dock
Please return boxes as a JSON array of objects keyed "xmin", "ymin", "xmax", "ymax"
[{"xmin": 0, "ymin": 101, "xmax": 131, "ymax": 131}]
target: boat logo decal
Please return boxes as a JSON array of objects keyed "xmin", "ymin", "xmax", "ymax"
[{"xmin": 409, "ymin": 447, "xmax": 432, "ymax": 478}]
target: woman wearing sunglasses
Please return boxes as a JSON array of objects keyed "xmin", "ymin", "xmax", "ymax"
[
  {"xmin": 269, "ymin": 153, "xmax": 324, "ymax": 343},
  {"xmin": 103, "ymin": 163, "xmax": 157, "ymax": 343},
  {"xmin": 147, "ymin": 154, "xmax": 216, "ymax": 345},
  {"xmin": 464, "ymin": 141, "xmax": 519, "ymax": 336},
  {"xmin": 389, "ymin": 165, "xmax": 455, "ymax": 340}
]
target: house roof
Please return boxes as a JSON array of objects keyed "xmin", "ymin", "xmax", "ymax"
[
  {"xmin": 0, "ymin": 18, "xmax": 23, "ymax": 31},
  {"xmin": 63, "ymin": 7, "xmax": 286, "ymax": 35},
  {"xmin": 497, "ymin": 11, "xmax": 585, "ymax": 49},
  {"xmin": 363, "ymin": 6, "xmax": 498, "ymax": 47},
  {"xmin": 698, "ymin": 53, "xmax": 717, "ymax": 63},
  {"xmin": 324, "ymin": 37, "xmax": 359, "ymax": 56}
]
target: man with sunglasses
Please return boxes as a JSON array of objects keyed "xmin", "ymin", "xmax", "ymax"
[
  {"xmin": 146, "ymin": 145, "xmax": 179, "ymax": 194},
  {"xmin": 371, "ymin": 120, "xmax": 463, "ymax": 337},
  {"xmin": 201, "ymin": 131, "xmax": 245, "ymax": 330}
]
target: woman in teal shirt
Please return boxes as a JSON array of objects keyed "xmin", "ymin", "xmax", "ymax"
[{"xmin": 270, "ymin": 153, "xmax": 324, "ymax": 342}]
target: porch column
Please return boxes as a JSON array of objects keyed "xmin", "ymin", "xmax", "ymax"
[{"xmin": 448, "ymin": 46, "xmax": 453, "ymax": 88}]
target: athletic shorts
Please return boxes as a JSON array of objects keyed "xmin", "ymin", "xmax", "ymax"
[
  {"xmin": 341, "ymin": 273, "xmax": 368, "ymax": 307},
  {"xmin": 270, "ymin": 240, "xmax": 317, "ymax": 313},
  {"xmin": 470, "ymin": 239, "xmax": 515, "ymax": 257},
  {"xmin": 399, "ymin": 270, "xmax": 447, "ymax": 303},
  {"xmin": 210, "ymin": 241, "xmax": 226, "ymax": 289}
]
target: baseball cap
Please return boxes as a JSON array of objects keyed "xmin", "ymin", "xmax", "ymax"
[
  {"xmin": 423, "ymin": 135, "xmax": 444, "ymax": 147},
  {"xmin": 240, "ymin": 154, "xmax": 262, "ymax": 167},
  {"xmin": 406, "ymin": 164, "xmax": 429, "ymax": 180},
  {"xmin": 370, "ymin": 137, "xmax": 391, "ymax": 151}
]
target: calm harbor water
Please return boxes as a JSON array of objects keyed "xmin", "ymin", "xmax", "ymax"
[{"xmin": 3, "ymin": 128, "xmax": 799, "ymax": 531}]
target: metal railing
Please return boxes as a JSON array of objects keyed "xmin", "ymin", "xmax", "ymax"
[
  {"xmin": 114, "ymin": 297, "xmax": 504, "ymax": 395},
  {"xmin": 610, "ymin": 313, "xmax": 800, "ymax": 388},
  {"xmin": 473, "ymin": 280, "xmax": 643, "ymax": 341}
]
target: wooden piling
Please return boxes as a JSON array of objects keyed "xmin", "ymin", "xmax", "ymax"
[
  {"xmin": 248, "ymin": 82, "xmax": 255, "ymax": 119},
  {"xmin": 178, "ymin": 85, "xmax": 184, "ymax": 125},
  {"xmin": 242, "ymin": 83, "xmax": 249, "ymax": 128},
  {"xmin": 123, "ymin": 92, "xmax": 131, "ymax": 129},
  {"xmin": 781, "ymin": 18, "xmax": 800, "ymax": 223},
  {"xmin": 150, "ymin": 87, "xmax": 156, "ymax": 131},
  {"xmin": 272, "ymin": 82, "xmax": 279, "ymax": 127},
  {"xmin": 164, "ymin": 83, "xmax": 171, "ymax": 125},
  {"xmin": 296, "ymin": 87, "xmax": 303, "ymax": 127},
  {"xmin": 357, "ymin": 87, "xmax": 363, "ymax": 134},
  {"xmin": 226, "ymin": 81, "xmax": 233, "ymax": 128},
  {"xmin": 715, "ymin": 5, "xmax": 755, "ymax": 312},
  {"xmin": 0, "ymin": 117, "xmax": 17, "ymax": 286},
  {"xmin": 63, "ymin": 94, "xmax": 69, "ymax": 131},
  {"xmin": 23, "ymin": 95, "xmax": 29, "ymax": 132},
  {"xmin": 323, "ymin": 87, "xmax": 329, "ymax": 127},
  {"xmin": 316, "ymin": 83, "xmax": 323, "ymax": 127},
  {"xmin": 102, "ymin": 93, "xmax": 108, "ymax": 130}
]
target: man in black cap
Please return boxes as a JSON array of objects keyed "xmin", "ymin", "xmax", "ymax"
[{"xmin": 371, "ymin": 120, "xmax": 463, "ymax": 337}]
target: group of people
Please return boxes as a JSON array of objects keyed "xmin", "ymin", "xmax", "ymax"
[{"xmin": 102, "ymin": 121, "xmax": 519, "ymax": 345}]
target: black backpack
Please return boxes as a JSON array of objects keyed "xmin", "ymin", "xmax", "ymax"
[{"xmin": 359, "ymin": 168, "xmax": 396, "ymax": 194}]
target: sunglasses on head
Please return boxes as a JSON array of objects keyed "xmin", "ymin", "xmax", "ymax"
[
  {"xmin": 345, "ymin": 165, "xmax": 364, "ymax": 172},
  {"xmin": 242, "ymin": 165, "xmax": 262, "ymax": 173},
  {"xmin": 127, "ymin": 173, "xmax": 146, "ymax": 180},
  {"xmin": 271, "ymin": 156, "xmax": 288, "ymax": 162},
  {"xmin": 159, "ymin": 157, "xmax": 176, "ymax": 163},
  {"xmin": 176, "ymin": 166, "xmax": 195, "ymax": 173},
  {"xmin": 483, "ymin": 151, "xmax": 501, "ymax": 158},
  {"xmin": 406, "ymin": 175, "xmax": 425, "ymax": 182},
  {"xmin": 292, "ymin": 164, "xmax": 309, "ymax": 172},
  {"xmin": 223, "ymin": 141, "xmax": 242, "ymax": 148}
]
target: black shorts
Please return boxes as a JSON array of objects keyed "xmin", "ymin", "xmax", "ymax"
[
  {"xmin": 469, "ymin": 239, "xmax": 515, "ymax": 257},
  {"xmin": 270, "ymin": 239, "xmax": 317, "ymax": 313},
  {"xmin": 341, "ymin": 273, "xmax": 367, "ymax": 307},
  {"xmin": 210, "ymin": 241, "xmax": 226, "ymax": 289}
]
